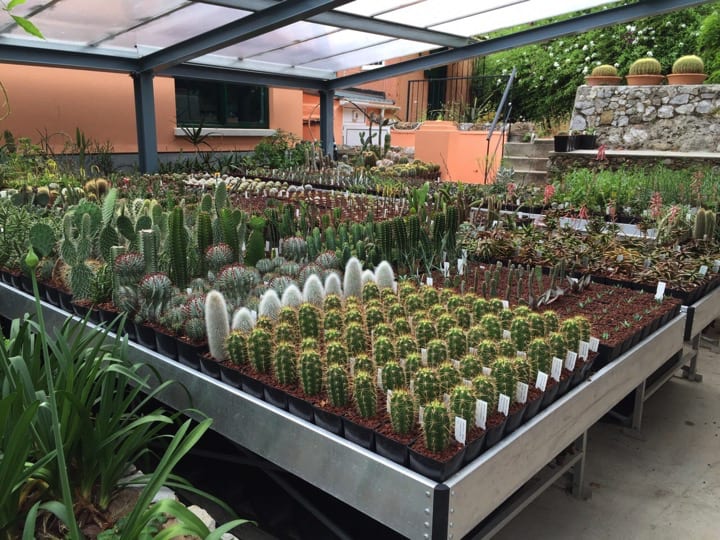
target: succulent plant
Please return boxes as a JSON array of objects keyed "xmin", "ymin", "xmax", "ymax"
[
  {"xmin": 404, "ymin": 352, "xmax": 422, "ymax": 375},
  {"xmin": 362, "ymin": 280, "xmax": 381, "ymax": 303},
  {"xmin": 374, "ymin": 260, "xmax": 395, "ymax": 290},
  {"xmin": 628, "ymin": 57, "xmax": 662, "ymax": 75},
  {"xmin": 510, "ymin": 316, "xmax": 532, "ymax": 352},
  {"xmin": 421, "ymin": 286, "xmax": 439, "ymax": 308},
  {"xmin": 446, "ymin": 327, "xmax": 467, "ymax": 360},
  {"xmin": 426, "ymin": 338, "xmax": 448, "ymax": 367},
  {"xmin": 343, "ymin": 257, "xmax": 363, "ymax": 299},
  {"xmin": 422, "ymin": 400, "xmax": 450, "ymax": 453},
  {"xmin": 258, "ymin": 289, "xmax": 282, "ymax": 320},
  {"xmin": 354, "ymin": 354, "xmax": 375, "ymax": 374},
  {"xmin": 231, "ymin": 307, "xmax": 255, "ymax": 333},
  {"xmin": 543, "ymin": 310, "xmax": 559, "ymax": 334},
  {"xmin": 205, "ymin": 243, "xmax": 235, "ymax": 274},
  {"xmin": 480, "ymin": 313, "xmax": 503, "ymax": 341},
  {"xmin": 365, "ymin": 306, "xmax": 385, "ymax": 331},
  {"xmin": 404, "ymin": 292, "xmax": 424, "ymax": 314},
  {"xmin": 413, "ymin": 367, "xmax": 440, "ymax": 405},
  {"xmin": 325, "ymin": 340, "xmax": 348, "ymax": 366},
  {"xmin": 492, "ymin": 356, "xmax": 518, "ymax": 400},
  {"xmin": 590, "ymin": 64, "xmax": 618, "ymax": 76},
  {"xmin": 473, "ymin": 298, "xmax": 492, "ymax": 319},
  {"xmin": 472, "ymin": 374, "xmax": 498, "ymax": 412},
  {"xmin": 323, "ymin": 308, "xmax": 344, "ymax": 333},
  {"xmin": 283, "ymin": 236, "xmax": 308, "ymax": 262},
  {"xmin": 573, "ymin": 315, "xmax": 592, "ymax": 343},
  {"xmin": 560, "ymin": 318, "xmax": 582, "ymax": 353},
  {"xmin": 248, "ymin": 327, "xmax": 273, "ymax": 374},
  {"xmin": 414, "ymin": 319, "xmax": 437, "ymax": 348},
  {"xmin": 326, "ymin": 363, "xmax": 350, "ymax": 408},
  {"xmin": 449, "ymin": 385, "xmax": 476, "ymax": 425},
  {"xmin": 672, "ymin": 54, "xmax": 704, "ymax": 74},
  {"xmin": 225, "ymin": 330, "xmax": 249, "ymax": 365},
  {"xmin": 346, "ymin": 321, "xmax": 368, "ymax": 355},
  {"xmin": 323, "ymin": 293, "xmax": 343, "ymax": 312},
  {"xmin": 512, "ymin": 355, "xmax": 534, "ymax": 386},
  {"xmin": 273, "ymin": 342, "xmax": 298, "ymax": 385},
  {"xmin": 372, "ymin": 322, "xmax": 393, "ymax": 339},
  {"xmin": 324, "ymin": 272, "xmax": 343, "ymax": 297},
  {"xmin": 298, "ymin": 302, "xmax": 321, "ymax": 339},
  {"xmin": 299, "ymin": 349, "xmax": 323, "ymax": 396},
  {"xmin": 454, "ymin": 306, "xmax": 473, "ymax": 329},
  {"xmin": 396, "ymin": 334, "xmax": 418, "ymax": 359},
  {"xmin": 281, "ymin": 284, "xmax": 303, "ymax": 307},
  {"xmin": 389, "ymin": 389, "xmax": 415, "ymax": 436},
  {"xmin": 302, "ymin": 274, "xmax": 325, "ymax": 306},
  {"xmin": 437, "ymin": 362, "xmax": 461, "ymax": 395},
  {"xmin": 353, "ymin": 370, "xmax": 377, "ymax": 419},
  {"xmin": 204, "ymin": 290, "xmax": 230, "ymax": 361},
  {"xmin": 382, "ymin": 360, "xmax": 406, "ymax": 391},
  {"xmin": 393, "ymin": 318, "xmax": 412, "ymax": 336},
  {"xmin": 527, "ymin": 337, "xmax": 551, "ymax": 377},
  {"xmin": 138, "ymin": 272, "xmax": 173, "ymax": 324},
  {"xmin": 460, "ymin": 354, "xmax": 482, "ymax": 379},
  {"xmin": 373, "ymin": 335, "xmax": 395, "ymax": 366},
  {"xmin": 216, "ymin": 264, "xmax": 260, "ymax": 307}
]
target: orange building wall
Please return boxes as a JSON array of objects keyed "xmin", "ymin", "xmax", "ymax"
[{"xmin": 0, "ymin": 64, "xmax": 304, "ymax": 154}]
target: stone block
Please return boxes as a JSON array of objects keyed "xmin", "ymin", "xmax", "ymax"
[
  {"xmin": 599, "ymin": 111, "xmax": 614, "ymax": 125},
  {"xmin": 657, "ymin": 105, "xmax": 674, "ymax": 119}
]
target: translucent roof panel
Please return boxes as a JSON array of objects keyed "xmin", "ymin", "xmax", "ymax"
[{"xmin": 0, "ymin": 0, "xmax": 663, "ymax": 83}]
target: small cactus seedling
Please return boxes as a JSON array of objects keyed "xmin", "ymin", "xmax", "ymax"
[
  {"xmin": 543, "ymin": 311, "xmax": 559, "ymax": 334},
  {"xmin": 326, "ymin": 363, "xmax": 350, "ymax": 408},
  {"xmin": 447, "ymin": 327, "xmax": 467, "ymax": 360},
  {"xmin": 404, "ymin": 352, "xmax": 422, "ymax": 375},
  {"xmin": 413, "ymin": 367, "xmax": 440, "ymax": 405},
  {"xmin": 460, "ymin": 354, "xmax": 482, "ymax": 379},
  {"xmin": 527, "ymin": 337, "xmax": 551, "ymax": 377},
  {"xmin": 353, "ymin": 370, "xmax": 377, "ymax": 419},
  {"xmin": 437, "ymin": 362, "xmax": 461, "ymax": 395},
  {"xmin": 477, "ymin": 339, "xmax": 498, "ymax": 367},
  {"xmin": 346, "ymin": 321, "xmax": 368, "ymax": 356},
  {"xmin": 480, "ymin": 314, "xmax": 503, "ymax": 340},
  {"xmin": 426, "ymin": 338, "xmax": 448, "ymax": 367},
  {"xmin": 396, "ymin": 334, "xmax": 418, "ymax": 359},
  {"xmin": 510, "ymin": 317, "xmax": 532, "ymax": 352},
  {"xmin": 389, "ymin": 389, "xmax": 416, "ymax": 436},
  {"xmin": 373, "ymin": 335, "xmax": 395, "ymax": 366},
  {"xmin": 573, "ymin": 315, "xmax": 592, "ymax": 342},
  {"xmin": 362, "ymin": 280, "xmax": 381, "ymax": 303},
  {"xmin": 298, "ymin": 303, "xmax": 321, "ymax": 339},
  {"xmin": 248, "ymin": 327, "xmax": 273, "ymax": 374},
  {"xmin": 422, "ymin": 400, "xmax": 450, "ymax": 453},
  {"xmin": 455, "ymin": 306, "xmax": 472, "ymax": 329},
  {"xmin": 492, "ymin": 357, "xmax": 518, "ymax": 400},
  {"xmin": 354, "ymin": 354, "xmax": 375, "ymax": 374},
  {"xmin": 527, "ymin": 312, "xmax": 545, "ymax": 338},
  {"xmin": 299, "ymin": 350, "xmax": 323, "ymax": 396},
  {"xmin": 273, "ymin": 342, "xmax": 298, "ymax": 385},
  {"xmin": 449, "ymin": 385, "xmax": 476, "ymax": 425},
  {"xmin": 560, "ymin": 318, "xmax": 582, "ymax": 353},
  {"xmin": 225, "ymin": 331, "xmax": 249, "ymax": 366},
  {"xmin": 414, "ymin": 319, "xmax": 437, "ymax": 348},
  {"xmin": 472, "ymin": 374, "xmax": 498, "ymax": 412},
  {"xmin": 498, "ymin": 339, "xmax": 516, "ymax": 358},
  {"xmin": 382, "ymin": 361, "xmax": 406, "ymax": 391}
]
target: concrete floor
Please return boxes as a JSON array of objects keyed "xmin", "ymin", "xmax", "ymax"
[{"xmin": 494, "ymin": 344, "xmax": 720, "ymax": 540}]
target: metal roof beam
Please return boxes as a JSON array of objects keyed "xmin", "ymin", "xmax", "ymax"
[
  {"xmin": 325, "ymin": 0, "xmax": 714, "ymax": 90},
  {"xmin": 0, "ymin": 41, "xmax": 138, "ymax": 72},
  {"xmin": 140, "ymin": 0, "xmax": 354, "ymax": 73},
  {"xmin": 162, "ymin": 63, "xmax": 326, "ymax": 90},
  {"xmin": 197, "ymin": 0, "xmax": 470, "ymax": 48}
]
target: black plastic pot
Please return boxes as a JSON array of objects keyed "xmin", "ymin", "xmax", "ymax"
[
  {"xmin": 539, "ymin": 381, "xmax": 560, "ymax": 410},
  {"xmin": 154, "ymin": 329, "xmax": 178, "ymax": 360},
  {"xmin": 504, "ymin": 403, "xmax": 528, "ymax": 434},
  {"xmin": 556, "ymin": 374, "xmax": 573, "ymax": 399},
  {"xmin": 463, "ymin": 430, "xmax": 488, "ymax": 464},
  {"xmin": 176, "ymin": 339, "xmax": 206, "ymax": 370},
  {"xmin": 483, "ymin": 414, "xmax": 508, "ymax": 450},
  {"xmin": 199, "ymin": 355, "xmax": 221, "ymax": 380},
  {"xmin": 342, "ymin": 418, "xmax": 376, "ymax": 450},
  {"xmin": 133, "ymin": 322, "xmax": 157, "ymax": 350},
  {"xmin": 523, "ymin": 394, "xmax": 543, "ymax": 423},
  {"xmin": 575, "ymin": 134, "xmax": 597, "ymax": 149},
  {"xmin": 553, "ymin": 134, "xmax": 574, "ymax": 152},
  {"xmin": 264, "ymin": 385, "xmax": 289, "ymax": 410},
  {"xmin": 58, "ymin": 290, "xmax": 74, "ymax": 313},
  {"xmin": 44, "ymin": 286, "xmax": 60, "ymax": 307},
  {"xmin": 312, "ymin": 406, "xmax": 344, "ymax": 436},
  {"xmin": 408, "ymin": 444, "xmax": 466, "ymax": 483},
  {"xmin": 219, "ymin": 364, "xmax": 244, "ymax": 389},
  {"xmin": 287, "ymin": 394, "xmax": 315, "ymax": 423}
]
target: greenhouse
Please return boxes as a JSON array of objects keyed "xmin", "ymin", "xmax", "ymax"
[{"xmin": 1, "ymin": 0, "xmax": 719, "ymax": 539}]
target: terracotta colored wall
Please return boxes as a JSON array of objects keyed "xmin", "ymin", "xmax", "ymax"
[{"xmin": 0, "ymin": 64, "xmax": 304, "ymax": 154}]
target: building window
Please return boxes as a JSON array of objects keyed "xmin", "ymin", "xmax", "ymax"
[{"xmin": 175, "ymin": 78, "xmax": 269, "ymax": 128}]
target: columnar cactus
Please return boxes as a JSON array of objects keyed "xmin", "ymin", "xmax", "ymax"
[
  {"xmin": 510, "ymin": 317, "xmax": 532, "ymax": 352},
  {"xmin": 480, "ymin": 314, "xmax": 503, "ymax": 340},
  {"xmin": 437, "ymin": 362, "xmax": 461, "ymax": 395},
  {"xmin": 412, "ymin": 367, "xmax": 439, "ymax": 405},
  {"xmin": 258, "ymin": 289, "xmax": 282, "ymax": 320},
  {"xmin": 345, "ymin": 321, "xmax": 368, "ymax": 356},
  {"xmin": 344, "ymin": 307, "xmax": 364, "ymax": 326},
  {"xmin": 323, "ymin": 308, "xmax": 344, "ymax": 333},
  {"xmin": 139, "ymin": 228, "xmax": 158, "ymax": 275},
  {"xmin": 231, "ymin": 307, "xmax": 255, "ymax": 333},
  {"xmin": 527, "ymin": 312, "xmax": 546, "ymax": 338},
  {"xmin": 274, "ymin": 322, "xmax": 297, "ymax": 344},
  {"xmin": 353, "ymin": 370, "xmax": 377, "ymax": 419},
  {"xmin": 447, "ymin": 327, "xmax": 467, "ymax": 360},
  {"xmin": 477, "ymin": 339, "xmax": 498, "ymax": 367},
  {"xmin": 298, "ymin": 303, "xmax": 320, "ymax": 339},
  {"xmin": 414, "ymin": 319, "xmax": 437, "ymax": 348},
  {"xmin": 422, "ymin": 286, "xmax": 439, "ymax": 308},
  {"xmin": 548, "ymin": 331, "xmax": 567, "ymax": 362},
  {"xmin": 527, "ymin": 337, "xmax": 551, "ymax": 377},
  {"xmin": 248, "ymin": 327, "xmax": 273, "ymax": 374},
  {"xmin": 326, "ymin": 363, "xmax": 349, "ymax": 408},
  {"xmin": 573, "ymin": 316, "xmax": 592, "ymax": 342},
  {"xmin": 302, "ymin": 274, "xmax": 325, "ymax": 306},
  {"xmin": 382, "ymin": 361, "xmax": 406, "ymax": 391},
  {"xmin": 449, "ymin": 385, "xmax": 476, "ymax": 425},
  {"xmin": 365, "ymin": 305, "xmax": 385, "ymax": 331},
  {"xmin": 273, "ymin": 342, "xmax": 298, "ymax": 385},
  {"xmin": 301, "ymin": 337, "xmax": 318, "ymax": 351},
  {"xmin": 473, "ymin": 298, "xmax": 492, "ymax": 319},
  {"xmin": 374, "ymin": 260, "xmax": 395, "ymax": 290},
  {"xmin": 426, "ymin": 338, "xmax": 448, "ymax": 367},
  {"xmin": 460, "ymin": 354, "xmax": 482, "ymax": 379},
  {"xmin": 372, "ymin": 323, "xmax": 393, "ymax": 338},
  {"xmin": 323, "ymin": 293, "xmax": 343, "ymax": 312},
  {"xmin": 373, "ymin": 335, "xmax": 395, "ymax": 366},
  {"xmin": 325, "ymin": 340, "xmax": 348, "ymax": 365},
  {"xmin": 299, "ymin": 350, "xmax": 323, "ymax": 396},
  {"xmin": 404, "ymin": 293, "xmax": 424, "ymax": 314},
  {"xmin": 343, "ymin": 257, "xmax": 363, "ymax": 299},
  {"xmin": 204, "ymin": 289, "xmax": 230, "ymax": 361},
  {"xmin": 543, "ymin": 310, "xmax": 559, "ymax": 334},
  {"xmin": 492, "ymin": 357, "xmax": 518, "ymax": 399},
  {"xmin": 225, "ymin": 330, "xmax": 249, "ymax": 366},
  {"xmin": 560, "ymin": 318, "xmax": 582, "ymax": 353},
  {"xmin": 389, "ymin": 389, "xmax": 415, "ymax": 436},
  {"xmin": 422, "ymin": 401, "xmax": 450, "ymax": 453},
  {"xmin": 354, "ymin": 354, "xmax": 375, "ymax": 374},
  {"xmin": 472, "ymin": 374, "xmax": 498, "ymax": 412},
  {"xmin": 138, "ymin": 272, "xmax": 173, "ymax": 324},
  {"xmin": 404, "ymin": 352, "xmax": 422, "ymax": 375},
  {"xmin": 278, "ymin": 306, "xmax": 299, "ymax": 329},
  {"xmin": 168, "ymin": 206, "xmax": 189, "ymax": 289},
  {"xmin": 396, "ymin": 334, "xmax": 418, "ymax": 359},
  {"xmin": 281, "ymin": 284, "xmax": 303, "ymax": 307}
]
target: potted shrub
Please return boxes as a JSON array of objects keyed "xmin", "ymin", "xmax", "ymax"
[
  {"xmin": 553, "ymin": 131, "xmax": 574, "ymax": 152},
  {"xmin": 667, "ymin": 55, "xmax": 706, "ymax": 84},
  {"xmin": 625, "ymin": 57, "xmax": 665, "ymax": 85},
  {"xmin": 584, "ymin": 64, "xmax": 622, "ymax": 86}
]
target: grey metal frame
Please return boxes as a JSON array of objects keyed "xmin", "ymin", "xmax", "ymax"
[{"xmin": 0, "ymin": 282, "xmax": 687, "ymax": 539}]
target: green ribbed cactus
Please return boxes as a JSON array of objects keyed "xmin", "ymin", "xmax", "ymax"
[
  {"xmin": 324, "ymin": 293, "xmax": 343, "ymax": 312},
  {"xmin": 472, "ymin": 374, "xmax": 498, "ymax": 412},
  {"xmin": 139, "ymin": 228, "xmax": 158, "ymax": 275},
  {"xmin": 326, "ymin": 363, "xmax": 349, "ymax": 407},
  {"xmin": 512, "ymin": 355, "xmax": 533, "ymax": 386},
  {"xmin": 225, "ymin": 330, "xmax": 249, "ymax": 366},
  {"xmin": 498, "ymin": 339, "xmax": 516, "ymax": 358},
  {"xmin": 344, "ymin": 307, "xmax": 364, "ymax": 326},
  {"xmin": 426, "ymin": 338, "xmax": 448, "ymax": 367},
  {"xmin": 196, "ymin": 211, "xmax": 213, "ymax": 276},
  {"xmin": 404, "ymin": 293, "xmax": 424, "ymax": 314},
  {"xmin": 573, "ymin": 315, "xmax": 592, "ymax": 342},
  {"xmin": 382, "ymin": 361, "xmax": 406, "ymax": 391},
  {"xmin": 346, "ymin": 321, "xmax": 368, "ymax": 355},
  {"xmin": 480, "ymin": 314, "xmax": 503, "ymax": 340},
  {"xmin": 560, "ymin": 318, "xmax": 582, "ymax": 353},
  {"xmin": 278, "ymin": 306, "xmax": 298, "ymax": 328},
  {"xmin": 393, "ymin": 318, "xmax": 412, "ymax": 336},
  {"xmin": 460, "ymin": 354, "xmax": 482, "ymax": 379},
  {"xmin": 298, "ymin": 303, "xmax": 320, "ymax": 339},
  {"xmin": 629, "ymin": 57, "xmax": 662, "ymax": 75},
  {"xmin": 168, "ymin": 206, "xmax": 189, "ymax": 289},
  {"xmin": 414, "ymin": 319, "xmax": 436, "ymax": 348},
  {"xmin": 437, "ymin": 362, "xmax": 461, "ymax": 395},
  {"xmin": 672, "ymin": 54, "xmax": 704, "ymax": 73},
  {"xmin": 422, "ymin": 400, "xmax": 450, "ymax": 453},
  {"xmin": 527, "ymin": 312, "xmax": 545, "ymax": 338},
  {"xmin": 473, "ymin": 298, "xmax": 492, "ymax": 319},
  {"xmin": 449, "ymin": 385, "xmax": 476, "ymax": 425},
  {"xmin": 499, "ymin": 309, "xmax": 513, "ymax": 330},
  {"xmin": 591, "ymin": 64, "xmax": 618, "ymax": 76},
  {"xmin": 396, "ymin": 334, "xmax": 418, "ymax": 359},
  {"xmin": 492, "ymin": 357, "xmax": 518, "ymax": 399},
  {"xmin": 323, "ymin": 309, "xmax": 344, "ymax": 333},
  {"xmin": 216, "ymin": 264, "xmax": 260, "ymax": 307},
  {"xmin": 455, "ymin": 306, "xmax": 472, "ymax": 329},
  {"xmin": 527, "ymin": 337, "xmax": 551, "ymax": 378},
  {"xmin": 387, "ymin": 302, "xmax": 406, "ymax": 321},
  {"xmin": 353, "ymin": 370, "xmax": 377, "ymax": 419},
  {"xmin": 273, "ymin": 342, "xmax": 298, "ymax": 385},
  {"xmin": 398, "ymin": 280, "xmax": 416, "ymax": 300},
  {"xmin": 414, "ymin": 367, "xmax": 440, "ymax": 405},
  {"xmin": 429, "ymin": 304, "xmax": 447, "ymax": 320},
  {"xmin": 301, "ymin": 337, "xmax": 318, "ymax": 351},
  {"xmin": 365, "ymin": 306, "xmax": 385, "ymax": 331},
  {"xmin": 404, "ymin": 352, "xmax": 422, "ymax": 375},
  {"xmin": 543, "ymin": 310, "xmax": 559, "ymax": 334},
  {"xmin": 205, "ymin": 243, "xmax": 235, "ymax": 274},
  {"xmin": 325, "ymin": 340, "xmax": 348, "ymax": 365},
  {"xmin": 389, "ymin": 389, "xmax": 415, "ymax": 436},
  {"xmin": 283, "ymin": 236, "xmax": 308, "ymax": 262},
  {"xmin": 373, "ymin": 335, "xmax": 395, "ymax": 366},
  {"xmin": 467, "ymin": 325, "xmax": 485, "ymax": 349},
  {"xmin": 362, "ymin": 280, "xmax": 380, "ymax": 303},
  {"xmin": 139, "ymin": 272, "xmax": 173, "ymax": 324},
  {"xmin": 547, "ymin": 331, "xmax": 567, "ymax": 365},
  {"xmin": 299, "ymin": 350, "xmax": 323, "ymax": 396},
  {"xmin": 354, "ymin": 354, "xmax": 375, "ymax": 374},
  {"xmin": 274, "ymin": 321, "xmax": 297, "ymax": 343},
  {"xmin": 422, "ymin": 286, "xmax": 439, "ymax": 308},
  {"xmin": 437, "ymin": 313, "xmax": 456, "ymax": 336},
  {"xmin": 510, "ymin": 317, "xmax": 532, "ymax": 352},
  {"xmin": 248, "ymin": 327, "xmax": 273, "ymax": 374}
]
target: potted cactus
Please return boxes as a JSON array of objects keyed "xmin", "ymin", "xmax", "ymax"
[
  {"xmin": 584, "ymin": 64, "xmax": 622, "ymax": 86},
  {"xmin": 375, "ymin": 389, "xmax": 419, "ymax": 466},
  {"xmin": 667, "ymin": 55, "xmax": 706, "ymax": 84},
  {"xmin": 625, "ymin": 57, "xmax": 665, "ymax": 85}
]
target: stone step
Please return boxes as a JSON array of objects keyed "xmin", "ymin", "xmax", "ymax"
[
  {"xmin": 512, "ymin": 169, "xmax": 548, "ymax": 185},
  {"xmin": 504, "ymin": 139, "xmax": 555, "ymax": 158},
  {"xmin": 503, "ymin": 156, "xmax": 548, "ymax": 172}
]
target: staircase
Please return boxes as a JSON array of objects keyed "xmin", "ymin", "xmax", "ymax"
[{"xmin": 503, "ymin": 138, "xmax": 553, "ymax": 185}]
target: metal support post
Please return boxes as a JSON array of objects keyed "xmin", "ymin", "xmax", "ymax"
[
  {"xmin": 571, "ymin": 432, "xmax": 589, "ymax": 500},
  {"xmin": 319, "ymin": 88, "xmax": 335, "ymax": 158},
  {"xmin": 132, "ymin": 71, "xmax": 159, "ymax": 174}
]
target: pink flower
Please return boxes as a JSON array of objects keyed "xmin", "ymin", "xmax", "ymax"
[
  {"xmin": 579, "ymin": 205, "xmax": 589, "ymax": 219},
  {"xmin": 543, "ymin": 184, "xmax": 555, "ymax": 205},
  {"xmin": 650, "ymin": 192, "xmax": 663, "ymax": 219},
  {"xmin": 506, "ymin": 182, "xmax": 516, "ymax": 200}
]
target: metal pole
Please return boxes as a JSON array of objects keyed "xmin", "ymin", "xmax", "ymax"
[
  {"xmin": 319, "ymin": 89, "xmax": 335, "ymax": 156},
  {"xmin": 132, "ymin": 71, "xmax": 159, "ymax": 173}
]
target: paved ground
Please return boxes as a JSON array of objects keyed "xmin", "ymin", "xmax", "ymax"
[{"xmin": 494, "ymin": 343, "xmax": 720, "ymax": 540}]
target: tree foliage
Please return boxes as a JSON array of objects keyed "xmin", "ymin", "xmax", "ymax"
[{"xmin": 484, "ymin": 3, "xmax": 719, "ymax": 129}]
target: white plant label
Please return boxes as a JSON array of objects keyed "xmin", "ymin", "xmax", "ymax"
[
  {"xmin": 443, "ymin": 393, "xmax": 450, "ymax": 407},
  {"xmin": 463, "ymin": 378, "xmax": 473, "ymax": 388},
  {"xmin": 469, "ymin": 347, "xmax": 477, "ymax": 355},
  {"xmin": 454, "ymin": 417, "xmax": 467, "ymax": 445},
  {"xmin": 536, "ymin": 371, "xmax": 548, "ymax": 391},
  {"xmin": 482, "ymin": 366, "xmax": 492, "ymax": 376},
  {"xmin": 386, "ymin": 390, "xmax": 393, "ymax": 413},
  {"xmin": 516, "ymin": 351, "xmax": 527, "ymax": 359},
  {"xmin": 250, "ymin": 310, "xmax": 258, "ymax": 324},
  {"xmin": 551, "ymin": 357, "xmax": 563, "ymax": 381},
  {"xmin": 451, "ymin": 359, "xmax": 461, "ymax": 369},
  {"xmin": 516, "ymin": 382, "xmax": 529, "ymax": 404},
  {"xmin": 699, "ymin": 265, "xmax": 708, "ymax": 276},
  {"xmin": 589, "ymin": 337, "xmax": 600, "ymax": 352},
  {"xmin": 655, "ymin": 281, "xmax": 666, "ymax": 301},
  {"xmin": 426, "ymin": 277, "xmax": 433, "ymax": 286},
  {"xmin": 578, "ymin": 340, "xmax": 589, "ymax": 359},
  {"xmin": 616, "ymin": 254, "xmax": 624, "ymax": 263},
  {"xmin": 392, "ymin": 281, "xmax": 398, "ymax": 293},
  {"xmin": 476, "ymin": 399, "xmax": 487, "ymax": 429},
  {"xmin": 503, "ymin": 329, "xmax": 511, "ymax": 340},
  {"xmin": 348, "ymin": 357, "xmax": 356, "ymax": 376},
  {"xmin": 264, "ymin": 241, "xmax": 270, "ymax": 251},
  {"xmin": 565, "ymin": 350, "xmax": 578, "ymax": 371},
  {"xmin": 409, "ymin": 378, "xmax": 415, "ymax": 394},
  {"xmin": 457, "ymin": 258, "xmax": 465, "ymax": 275},
  {"xmin": 714, "ymin": 260, "xmax": 720, "ymax": 272},
  {"xmin": 498, "ymin": 394, "xmax": 510, "ymax": 416},
  {"xmin": 421, "ymin": 348, "xmax": 428, "ymax": 366},
  {"xmin": 377, "ymin": 368, "xmax": 384, "ymax": 391},
  {"xmin": 418, "ymin": 406, "xmax": 424, "ymax": 425},
  {"xmin": 443, "ymin": 262, "xmax": 450, "ymax": 278},
  {"xmin": 501, "ymin": 300, "xmax": 510, "ymax": 310}
]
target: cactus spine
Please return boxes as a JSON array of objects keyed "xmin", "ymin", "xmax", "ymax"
[
  {"xmin": 299, "ymin": 350, "xmax": 323, "ymax": 396},
  {"xmin": 472, "ymin": 374, "xmax": 498, "ymax": 412},
  {"xmin": 326, "ymin": 363, "xmax": 349, "ymax": 407},
  {"xmin": 389, "ymin": 389, "xmax": 415, "ymax": 436},
  {"xmin": 248, "ymin": 327, "xmax": 273, "ymax": 374},
  {"xmin": 413, "ymin": 367, "xmax": 440, "ymax": 405},
  {"xmin": 382, "ymin": 361, "xmax": 405, "ymax": 391},
  {"xmin": 273, "ymin": 342, "xmax": 298, "ymax": 385},
  {"xmin": 422, "ymin": 401, "xmax": 450, "ymax": 453},
  {"xmin": 449, "ymin": 385, "xmax": 476, "ymax": 425},
  {"xmin": 225, "ymin": 330, "xmax": 249, "ymax": 366},
  {"xmin": 492, "ymin": 357, "xmax": 518, "ymax": 400}
]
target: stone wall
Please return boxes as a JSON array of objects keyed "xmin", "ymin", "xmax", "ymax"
[{"xmin": 570, "ymin": 85, "xmax": 720, "ymax": 152}]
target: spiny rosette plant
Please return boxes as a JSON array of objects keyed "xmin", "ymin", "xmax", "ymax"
[
  {"xmin": 225, "ymin": 330, "xmax": 250, "ymax": 366},
  {"xmin": 422, "ymin": 400, "xmax": 451, "ymax": 453},
  {"xmin": 273, "ymin": 342, "xmax": 298, "ymax": 385},
  {"xmin": 299, "ymin": 349, "xmax": 324, "ymax": 396},
  {"xmin": 326, "ymin": 363, "xmax": 350, "ymax": 408},
  {"xmin": 413, "ymin": 367, "xmax": 441, "ymax": 405},
  {"xmin": 248, "ymin": 327, "xmax": 273, "ymax": 374},
  {"xmin": 389, "ymin": 389, "xmax": 416, "ymax": 436},
  {"xmin": 449, "ymin": 385, "xmax": 477, "ymax": 425},
  {"xmin": 353, "ymin": 370, "xmax": 378, "ymax": 419},
  {"xmin": 381, "ymin": 361, "xmax": 406, "ymax": 391}
]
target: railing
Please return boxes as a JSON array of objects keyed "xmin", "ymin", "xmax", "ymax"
[{"xmin": 484, "ymin": 67, "xmax": 516, "ymax": 184}]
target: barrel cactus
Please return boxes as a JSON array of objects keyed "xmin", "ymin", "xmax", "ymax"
[
  {"xmin": 510, "ymin": 317, "xmax": 532, "ymax": 352},
  {"xmin": 426, "ymin": 338, "xmax": 448, "ymax": 367},
  {"xmin": 354, "ymin": 354, "xmax": 375, "ymax": 375},
  {"xmin": 298, "ymin": 303, "xmax": 321, "ymax": 339},
  {"xmin": 373, "ymin": 335, "xmax": 395, "ymax": 366},
  {"xmin": 248, "ymin": 327, "xmax": 273, "ymax": 374},
  {"xmin": 480, "ymin": 314, "xmax": 503, "ymax": 341},
  {"xmin": 449, "ymin": 385, "xmax": 476, "ymax": 425},
  {"xmin": 396, "ymin": 334, "xmax": 418, "ymax": 359},
  {"xmin": 325, "ymin": 340, "xmax": 348, "ymax": 366},
  {"xmin": 472, "ymin": 374, "xmax": 498, "ymax": 412},
  {"xmin": 543, "ymin": 310, "xmax": 559, "ymax": 334},
  {"xmin": 460, "ymin": 354, "xmax": 482, "ymax": 379},
  {"xmin": 628, "ymin": 57, "xmax": 662, "ymax": 75},
  {"xmin": 382, "ymin": 361, "xmax": 406, "ymax": 391},
  {"xmin": 437, "ymin": 362, "xmax": 461, "ymax": 395},
  {"xmin": 346, "ymin": 321, "xmax": 368, "ymax": 355},
  {"xmin": 672, "ymin": 54, "xmax": 703, "ymax": 74},
  {"xmin": 273, "ymin": 342, "xmax": 298, "ymax": 385},
  {"xmin": 492, "ymin": 357, "xmax": 518, "ymax": 399},
  {"xmin": 590, "ymin": 64, "xmax": 618, "ymax": 76},
  {"xmin": 414, "ymin": 319, "xmax": 437, "ymax": 348},
  {"xmin": 225, "ymin": 330, "xmax": 249, "ymax": 366}
]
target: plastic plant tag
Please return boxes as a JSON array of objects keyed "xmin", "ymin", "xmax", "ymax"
[
  {"xmin": 589, "ymin": 337, "xmax": 600, "ymax": 352},
  {"xmin": 443, "ymin": 262, "xmax": 450, "ymax": 277},
  {"xmin": 463, "ymin": 378, "xmax": 473, "ymax": 387},
  {"xmin": 516, "ymin": 351, "xmax": 527, "ymax": 359},
  {"xmin": 426, "ymin": 276, "xmax": 433, "ymax": 286},
  {"xmin": 699, "ymin": 265, "xmax": 708, "ymax": 276},
  {"xmin": 443, "ymin": 393, "xmax": 450, "ymax": 407},
  {"xmin": 501, "ymin": 300, "xmax": 510, "ymax": 310},
  {"xmin": 392, "ymin": 281, "xmax": 398, "ymax": 293},
  {"xmin": 482, "ymin": 366, "xmax": 492, "ymax": 376},
  {"xmin": 503, "ymin": 329, "xmax": 511, "ymax": 340},
  {"xmin": 551, "ymin": 357, "xmax": 563, "ymax": 381},
  {"xmin": 409, "ymin": 378, "xmax": 414, "ymax": 394},
  {"xmin": 377, "ymin": 367, "xmax": 383, "ymax": 391},
  {"xmin": 476, "ymin": 400, "xmax": 487, "ymax": 429},
  {"xmin": 454, "ymin": 417, "xmax": 467, "ymax": 444},
  {"xmin": 655, "ymin": 281, "xmax": 666, "ymax": 301},
  {"xmin": 458, "ymin": 258, "xmax": 465, "ymax": 275},
  {"xmin": 264, "ymin": 241, "xmax": 270, "ymax": 251},
  {"xmin": 421, "ymin": 348, "xmax": 428, "ymax": 365},
  {"xmin": 565, "ymin": 350, "xmax": 578, "ymax": 371},
  {"xmin": 498, "ymin": 394, "xmax": 510, "ymax": 416},
  {"xmin": 516, "ymin": 382, "xmax": 529, "ymax": 404},
  {"xmin": 386, "ymin": 390, "xmax": 393, "ymax": 413},
  {"xmin": 418, "ymin": 406, "xmax": 424, "ymax": 425},
  {"xmin": 349, "ymin": 357, "xmax": 356, "ymax": 376},
  {"xmin": 714, "ymin": 260, "xmax": 720, "ymax": 272},
  {"xmin": 469, "ymin": 347, "xmax": 477, "ymax": 355},
  {"xmin": 616, "ymin": 254, "xmax": 624, "ymax": 263},
  {"xmin": 452, "ymin": 359, "xmax": 461, "ymax": 369},
  {"xmin": 578, "ymin": 340, "xmax": 589, "ymax": 359},
  {"xmin": 536, "ymin": 371, "xmax": 548, "ymax": 391}
]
